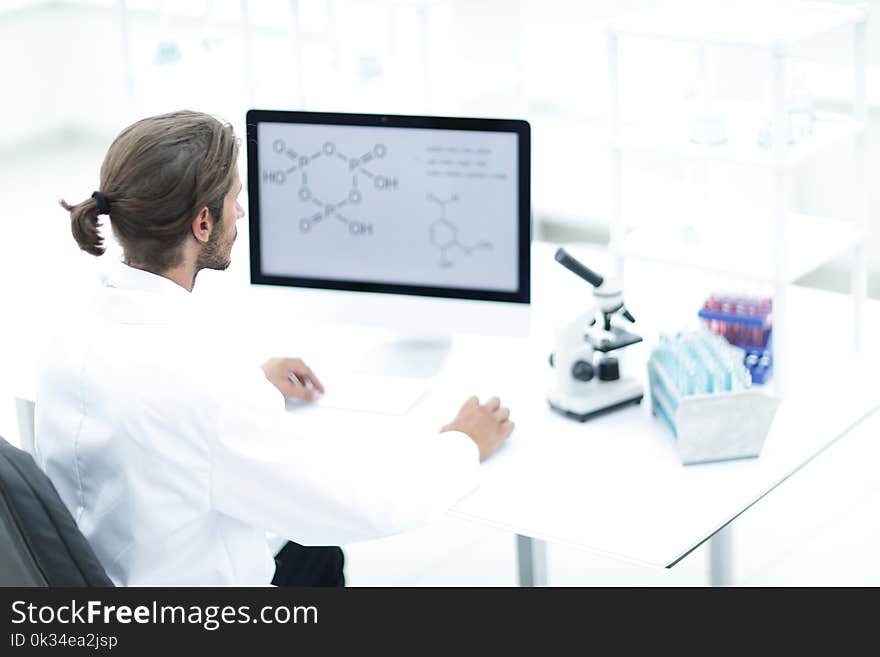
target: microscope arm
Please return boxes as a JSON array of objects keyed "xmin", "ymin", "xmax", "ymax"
[{"xmin": 555, "ymin": 310, "xmax": 596, "ymax": 357}]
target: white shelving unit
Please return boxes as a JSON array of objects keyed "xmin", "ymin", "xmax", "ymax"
[
  {"xmin": 622, "ymin": 211, "xmax": 861, "ymax": 283},
  {"xmin": 606, "ymin": 0, "xmax": 870, "ymax": 395}
]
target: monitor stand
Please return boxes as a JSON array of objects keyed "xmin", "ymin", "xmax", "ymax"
[
  {"xmin": 352, "ymin": 335, "xmax": 453, "ymax": 379},
  {"xmin": 311, "ymin": 335, "xmax": 452, "ymax": 415}
]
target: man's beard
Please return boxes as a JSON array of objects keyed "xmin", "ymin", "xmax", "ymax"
[{"xmin": 196, "ymin": 224, "xmax": 234, "ymax": 272}]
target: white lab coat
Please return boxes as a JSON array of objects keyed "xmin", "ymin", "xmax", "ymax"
[{"xmin": 34, "ymin": 263, "xmax": 479, "ymax": 586}]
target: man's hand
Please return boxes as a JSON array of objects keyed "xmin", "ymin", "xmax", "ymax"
[
  {"xmin": 441, "ymin": 396, "xmax": 514, "ymax": 461},
  {"xmin": 261, "ymin": 357, "xmax": 325, "ymax": 401}
]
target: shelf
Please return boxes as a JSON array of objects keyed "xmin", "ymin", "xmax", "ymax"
[
  {"xmin": 620, "ymin": 211, "xmax": 861, "ymax": 282},
  {"xmin": 606, "ymin": 0, "xmax": 866, "ymax": 49},
  {"xmin": 615, "ymin": 108, "xmax": 865, "ymax": 168}
]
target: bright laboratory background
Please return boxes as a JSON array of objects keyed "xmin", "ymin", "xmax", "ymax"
[{"xmin": 1, "ymin": 0, "xmax": 880, "ymax": 586}]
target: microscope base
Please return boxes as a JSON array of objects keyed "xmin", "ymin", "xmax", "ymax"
[{"xmin": 547, "ymin": 378, "xmax": 644, "ymax": 422}]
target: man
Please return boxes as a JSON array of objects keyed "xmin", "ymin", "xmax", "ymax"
[{"xmin": 36, "ymin": 110, "xmax": 513, "ymax": 586}]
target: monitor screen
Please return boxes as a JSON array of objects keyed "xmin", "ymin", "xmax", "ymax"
[{"xmin": 246, "ymin": 111, "xmax": 530, "ymax": 304}]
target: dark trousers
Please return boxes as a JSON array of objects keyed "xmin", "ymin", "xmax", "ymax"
[{"xmin": 271, "ymin": 541, "xmax": 345, "ymax": 587}]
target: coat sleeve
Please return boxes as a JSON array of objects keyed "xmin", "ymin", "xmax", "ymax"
[{"xmin": 207, "ymin": 365, "xmax": 480, "ymax": 546}]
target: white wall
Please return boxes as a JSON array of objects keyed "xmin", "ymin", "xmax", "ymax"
[{"xmin": 0, "ymin": 4, "xmax": 70, "ymax": 145}]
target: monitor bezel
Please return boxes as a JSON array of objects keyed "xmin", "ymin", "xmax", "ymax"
[{"xmin": 245, "ymin": 109, "xmax": 531, "ymax": 304}]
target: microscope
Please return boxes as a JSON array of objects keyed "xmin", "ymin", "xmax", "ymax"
[{"xmin": 548, "ymin": 248, "xmax": 644, "ymax": 421}]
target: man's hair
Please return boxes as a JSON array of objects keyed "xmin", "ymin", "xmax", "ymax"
[{"xmin": 60, "ymin": 110, "xmax": 239, "ymax": 271}]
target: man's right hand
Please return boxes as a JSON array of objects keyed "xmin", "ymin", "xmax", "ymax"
[{"xmin": 441, "ymin": 396, "xmax": 514, "ymax": 461}]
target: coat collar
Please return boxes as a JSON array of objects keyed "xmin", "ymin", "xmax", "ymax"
[
  {"xmin": 103, "ymin": 263, "xmax": 192, "ymax": 299},
  {"xmin": 97, "ymin": 262, "xmax": 194, "ymax": 325}
]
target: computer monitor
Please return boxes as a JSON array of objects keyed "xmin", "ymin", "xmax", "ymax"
[{"xmin": 245, "ymin": 110, "xmax": 530, "ymax": 372}]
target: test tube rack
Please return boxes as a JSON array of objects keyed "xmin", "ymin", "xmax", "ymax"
[
  {"xmin": 648, "ymin": 334, "xmax": 780, "ymax": 465},
  {"xmin": 699, "ymin": 295, "xmax": 773, "ymax": 384}
]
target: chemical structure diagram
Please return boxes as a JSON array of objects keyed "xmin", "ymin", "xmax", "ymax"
[
  {"xmin": 427, "ymin": 193, "xmax": 493, "ymax": 268},
  {"xmin": 262, "ymin": 139, "xmax": 398, "ymax": 236}
]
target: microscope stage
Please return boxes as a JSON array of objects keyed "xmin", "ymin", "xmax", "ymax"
[{"xmin": 586, "ymin": 326, "xmax": 643, "ymax": 353}]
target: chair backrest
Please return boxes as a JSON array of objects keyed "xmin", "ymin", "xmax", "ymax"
[
  {"xmin": 14, "ymin": 397, "xmax": 36, "ymax": 456},
  {"xmin": 0, "ymin": 436, "xmax": 113, "ymax": 587}
]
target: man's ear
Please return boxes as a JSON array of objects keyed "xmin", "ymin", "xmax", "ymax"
[{"xmin": 191, "ymin": 207, "xmax": 212, "ymax": 244}]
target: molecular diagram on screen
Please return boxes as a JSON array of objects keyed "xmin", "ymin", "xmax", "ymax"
[
  {"xmin": 427, "ymin": 193, "xmax": 492, "ymax": 268},
  {"xmin": 262, "ymin": 139, "xmax": 398, "ymax": 236}
]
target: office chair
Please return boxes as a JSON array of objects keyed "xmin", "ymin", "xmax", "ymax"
[{"xmin": 0, "ymin": 435, "xmax": 113, "ymax": 586}]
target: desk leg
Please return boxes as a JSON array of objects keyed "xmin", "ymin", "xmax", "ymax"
[
  {"xmin": 708, "ymin": 525, "xmax": 733, "ymax": 587},
  {"xmin": 516, "ymin": 535, "xmax": 547, "ymax": 587}
]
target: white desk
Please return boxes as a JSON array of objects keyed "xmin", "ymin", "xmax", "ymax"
[
  {"xmin": 11, "ymin": 242, "xmax": 880, "ymax": 586},
  {"xmin": 219, "ymin": 242, "xmax": 880, "ymax": 585}
]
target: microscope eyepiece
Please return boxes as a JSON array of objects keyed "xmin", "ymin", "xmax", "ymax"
[{"xmin": 554, "ymin": 248, "xmax": 604, "ymax": 288}]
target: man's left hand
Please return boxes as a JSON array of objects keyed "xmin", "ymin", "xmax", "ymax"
[{"xmin": 261, "ymin": 357, "xmax": 325, "ymax": 401}]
